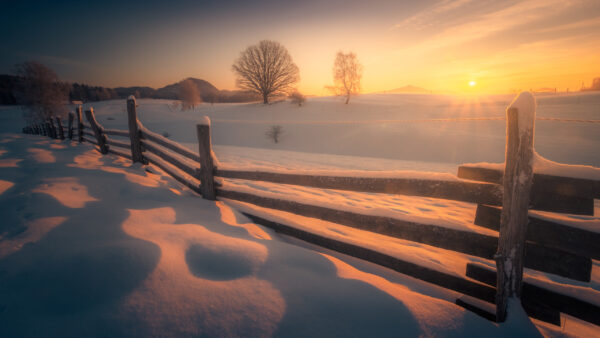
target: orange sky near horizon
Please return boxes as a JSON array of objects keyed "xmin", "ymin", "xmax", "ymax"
[
  {"xmin": 246, "ymin": 0, "xmax": 600, "ymax": 95},
  {"xmin": 145, "ymin": 0, "xmax": 600, "ymax": 96},
  {"xmin": 3, "ymin": 0, "xmax": 599, "ymax": 96}
]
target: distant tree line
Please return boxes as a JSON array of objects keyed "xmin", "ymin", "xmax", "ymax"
[
  {"xmin": 0, "ymin": 68, "xmax": 261, "ymax": 106},
  {"xmin": 582, "ymin": 77, "xmax": 600, "ymax": 91}
]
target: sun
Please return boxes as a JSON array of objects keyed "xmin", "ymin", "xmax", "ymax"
[{"xmin": 468, "ymin": 80, "xmax": 476, "ymax": 87}]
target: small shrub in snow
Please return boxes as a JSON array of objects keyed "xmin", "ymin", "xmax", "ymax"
[
  {"xmin": 162, "ymin": 131, "xmax": 171, "ymax": 138},
  {"xmin": 289, "ymin": 91, "xmax": 306, "ymax": 107},
  {"xmin": 179, "ymin": 78, "xmax": 201, "ymax": 110},
  {"xmin": 265, "ymin": 125, "xmax": 283, "ymax": 144}
]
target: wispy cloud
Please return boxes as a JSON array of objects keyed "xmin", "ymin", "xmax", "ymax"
[{"xmin": 394, "ymin": 0, "xmax": 595, "ymax": 52}]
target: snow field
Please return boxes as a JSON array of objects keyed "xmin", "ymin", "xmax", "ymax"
[{"xmin": 1, "ymin": 91, "xmax": 599, "ymax": 336}]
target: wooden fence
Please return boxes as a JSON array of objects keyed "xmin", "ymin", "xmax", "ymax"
[{"xmin": 22, "ymin": 95, "xmax": 599, "ymax": 327}]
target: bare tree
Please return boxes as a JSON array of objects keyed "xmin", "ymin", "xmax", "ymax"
[
  {"xmin": 330, "ymin": 52, "xmax": 362, "ymax": 104},
  {"xmin": 179, "ymin": 78, "xmax": 201, "ymax": 110},
  {"xmin": 265, "ymin": 125, "xmax": 283, "ymax": 143},
  {"xmin": 289, "ymin": 91, "xmax": 306, "ymax": 107},
  {"xmin": 14, "ymin": 61, "xmax": 68, "ymax": 123},
  {"xmin": 232, "ymin": 40, "xmax": 299, "ymax": 104}
]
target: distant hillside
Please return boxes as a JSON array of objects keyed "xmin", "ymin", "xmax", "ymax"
[
  {"xmin": 0, "ymin": 75, "xmax": 260, "ymax": 104},
  {"xmin": 110, "ymin": 77, "xmax": 259, "ymax": 103},
  {"xmin": 382, "ymin": 85, "xmax": 430, "ymax": 94}
]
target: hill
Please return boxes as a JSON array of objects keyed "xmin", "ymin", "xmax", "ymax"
[
  {"xmin": 382, "ymin": 85, "xmax": 430, "ymax": 94},
  {"xmin": 0, "ymin": 75, "xmax": 259, "ymax": 104}
]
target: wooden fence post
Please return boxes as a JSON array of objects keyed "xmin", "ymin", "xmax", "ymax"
[
  {"xmin": 55, "ymin": 117, "xmax": 65, "ymax": 140},
  {"xmin": 126, "ymin": 96, "xmax": 144, "ymax": 163},
  {"xmin": 495, "ymin": 92, "xmax": 536, "ymax": 322},
  {"xmin": 85, "ymin": 108, "xmax": 109, "ymax": 154},
  {"xmin": 48, "ymin": 117, "xmax": 57, "ymax": 139},
  {"xmin": 76, "ymin": 105, "xmax": 83, "ymax": 143},
  {"xmin": 197, "ymin": 117, "xmax": 216, "ymax": 200},
  {"xmin": 67, "ymin": 112, "xmax": 74, "ymax": 140}
]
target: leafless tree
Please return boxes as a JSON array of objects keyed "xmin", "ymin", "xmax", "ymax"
[
  {"xmin": 232, "ymin": 40, "xmax": 299, "ymax": 104},
  {"xmin": 265, "ymin": 125, "xmax": 283, "ymax": 143},
  {"xmin": 179, "ymin": 78, "xmax": 201, "ymax": 110},
  {"xmin": 330, "ymin": 52, "xmax": 362, "ymax": 104},
  {"xmin": 289, "ymin": 91, "xmax": 306, "ymax": 107},
  {"xmin": 14, "ymin": 61, "xmax": 68, "ymax": 123}
]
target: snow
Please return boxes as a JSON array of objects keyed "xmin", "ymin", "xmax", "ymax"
[
  {"xmin": 198, "ymin": 115, "xmax": 211, "ymax": 126},
  {"xmin": 1, "ymin": 91, "xmax": 599, "ymax": 336},
  {"xmin": 464, "ymin": 154, "xmax": 600, "ymax": 182},
  {"xmin": 508, "ymin": 91, "xmax": 536, "ymax": 138},
  {"xmin": 533, "ymin": 153, "xmax": 600, "ymax": 181},
  {"xmin": 27, "ymin": 147, "xmax": 56, "ymax": 163},
  {"xmin": 0, "ymin": 133, "xmax": 509, "ymax": 337},
  {"xmin": 499, "ymin": 298, "xmax": 543, "ymax": 337},
  {"xmin": 32, "ymin": 177, "xmax": 99, "ymax": 208},
  {"xmin": 69, "ymin": 92, "xmax": 600, "ymax": 168}
]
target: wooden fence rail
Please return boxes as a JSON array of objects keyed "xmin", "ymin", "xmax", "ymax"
[
  {"xmin": 215, "ymin": 169, "xmax": 503, "ymax": 205},
  {"xmin": 21, "ymin": 93, "xmax": 599, "ymax": 327}
]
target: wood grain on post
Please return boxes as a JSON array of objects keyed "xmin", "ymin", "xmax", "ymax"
[
  {"xmin": 495, "ymin": 106, "xmax": 536, "ymax": 322},
  {"xmin": 55, "ymin": 117, "xmax": 65, "ymax": 140},
  {"xmin": 84, "ymin": 108, "xmax": 109, "ymax": 154},
  {"xmin": 67, "ymin": 112, "xmax": 74, "ymax": 140},
  {"xmin": 126, "ymin": 96, "xmax": 144, "ymax": 163},
  {"xmin": 76, "ymin": 105, "xmax": 84, "ymax": 143},
  {"xmin": 197, "ymin": 120, "xmax": 216, "ymax": 200}
]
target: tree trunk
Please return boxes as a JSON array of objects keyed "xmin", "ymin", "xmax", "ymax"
[
  {"xmin": 263, "ymin": 93, "xmax": 269, "ymax": 104},
  {"xmin": 345, "ymin": 94, "xmax": 350, "ymax": 104}
]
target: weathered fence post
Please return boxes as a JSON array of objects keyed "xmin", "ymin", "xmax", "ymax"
[
  {"xmin": 48, "ymin": 117, "xmax": 57, "ymax": 139},
  {"xmin": 495, "ymin": 92, "xmax": 536, "ymax": 322},
  {"xmin": 55, "ymin": 117, "xmax": 65, "ymax": 140},
  {"xmin": 67, "ymin": 112, "xmax": 74, "ymax": 140},
  {"xmin": 197, "ymin": 117, "xmax": 216, "ymax": 200},
  {"xmin": 126, "ymin": 96, "xmax": 144, "ymax": 163},
  {"xmin": 76, "ymin": 105, "xmax": 84, "ymax": 143},
  {"xmin": 85, "ymin": 108, "xmax": 109, "ymax": 154}
]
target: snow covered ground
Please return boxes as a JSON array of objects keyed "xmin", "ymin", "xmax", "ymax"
[
  {"xmin": 0, "ymin": 92, "xmax": 599, "ymax": 336},
  {"xmin": 76, "ymin": 92, "xmax": 600, "ymax": 169}
]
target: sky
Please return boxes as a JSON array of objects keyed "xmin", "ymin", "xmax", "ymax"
[{"xmin": 1, "ymin": 0, "xmax": 599, "ymax": 95}]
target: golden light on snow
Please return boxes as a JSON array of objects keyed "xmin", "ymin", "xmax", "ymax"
[
  {"xmin": 120, "ymin": 207, "xmax": 285, "ymax": 336},
  {"xmin": 33, "ymin": 177, "xmax": 98, "ymax": 208}
]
